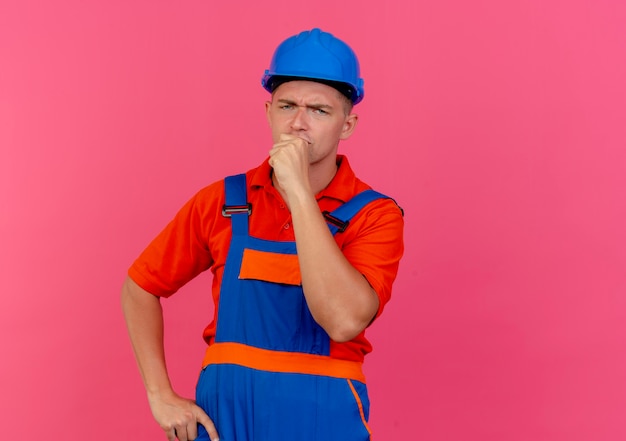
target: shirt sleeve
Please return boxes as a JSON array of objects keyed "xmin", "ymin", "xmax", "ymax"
[
  {"xmin": 128, "ymin": 183, "xmax": 222, "ymax": 297},
  {"xmin": 341, "ymin": 197, "xmax": 405, "ymax": 319}
]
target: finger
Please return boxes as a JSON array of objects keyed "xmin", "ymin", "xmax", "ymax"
[
  {"xmin": 278, "ymin": 133, "xmax": 311, "ymax": 146},
  {"xmin": 196, "ymin": 409, "xmax": 220, "ymax": 441},
  {"xmin": 269, "ymin": 142, "xmax": 289, "ymax": 159},
  {"xmin": 270, "ymin": 141, "xmax": 306, "ymax": 160},
  {"xmin": 165, "ymin": 427, "xmax": 177, "ymax": 441},
  {"xmin": 174, "ymin": 426, "xmax": 188, "ymax": 441},
  {"xmin": 270, "ymin": 140, "xmax": 294, "ymax": 154},
  {"xmin": 279, "ymin": 133, "xmax": 298, "ymax": 142},
  {"xmin": 186, "ymin": 421, "xmax": 198, "ymax": 441}
]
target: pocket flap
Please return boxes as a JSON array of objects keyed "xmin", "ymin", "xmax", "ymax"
[{"xmin": 239, "ymin": 248, "xmax": 302, "ymax": 286}]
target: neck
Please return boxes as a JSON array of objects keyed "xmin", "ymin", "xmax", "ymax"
[{"xmin": 308, "ymin": 159, "xmax": 339, "ymax": 195}]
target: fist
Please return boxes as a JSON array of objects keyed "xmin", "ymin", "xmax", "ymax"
[{"xmin": 268, "ymin": 134, "xmax": 311, "ymax": 194}]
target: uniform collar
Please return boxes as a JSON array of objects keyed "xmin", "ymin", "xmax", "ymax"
[{"xmin": 251, "ymin": 154, "xmax": 358, "ymax": 203}]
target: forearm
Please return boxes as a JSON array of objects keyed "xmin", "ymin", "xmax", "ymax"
[
  {"xmin": 121, "ymin": 276, "xmax": 173, "ymax": 397},
  {"xmin": 121, "ymin": 276, "xmax": 219, "ymax": 441},
  {"xmin": 289, "ymin": 192, "xmax": 379, "ymax": 342}
]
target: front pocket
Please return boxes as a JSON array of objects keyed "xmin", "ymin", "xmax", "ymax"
[
  {"xmin": 347, "ymin": 379, "xmax": 373, "ymax": 439},
  {"xmin": 239, "ymin": 248, "xmax": 302, "ymax": 286}
]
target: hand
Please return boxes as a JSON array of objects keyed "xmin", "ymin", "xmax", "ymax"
[
  {"xmin": 268, "ymin": 133, "xmax": 311, "ymax": 201},
  {"xmin": 148, "ymin": 390, "xmax": 219, "ymax": 441}
]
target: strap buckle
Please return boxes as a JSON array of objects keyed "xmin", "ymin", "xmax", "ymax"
[
  {"xmin": 323, "ymin": 211, "xmax": 349, "ymax": 233},
  {"xmin": 222, "ymin": 203, "xmax": 252, "ymax": 217}
]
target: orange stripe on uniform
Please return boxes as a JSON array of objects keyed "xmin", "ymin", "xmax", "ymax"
[
  {"xmin": 347, "ymin": 379, "xmax": 373, "ymax": 439},
  {"xmin": 202, "ymin": 342, "xmax": 366, "ymax": 383}
]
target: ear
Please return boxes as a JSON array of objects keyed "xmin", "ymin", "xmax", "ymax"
[
  {"xmin": 339, "ymin": 113, "xmax": 359, "ymax": 140},
  {"xmin": 265, "ymin": 100, "xmax": 272, "ymax": 126}
]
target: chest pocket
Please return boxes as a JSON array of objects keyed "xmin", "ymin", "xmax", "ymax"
[{"xmin": 239, "ymin": 248, "xmax": 302, "ymax": 286}]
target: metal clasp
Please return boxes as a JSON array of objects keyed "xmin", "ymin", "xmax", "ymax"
[
  {"xmin": 323, "ymin": 211, "xmax": 349, "ymax": 233},
  {"xmin": 222, "ymin": 203, "xmax": 252, "ymax": 217}
]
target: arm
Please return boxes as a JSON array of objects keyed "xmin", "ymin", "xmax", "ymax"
[
  {"xmin": 121, "ymin": 276, "xmax": 219, "ymax": 441},
  {"xmin": 290, "ymin": 190, "xmax": 379, "ymax": 342},
  {"xmin": 269, "ymin": 137, "xmax": 379, "ymax": 342}
]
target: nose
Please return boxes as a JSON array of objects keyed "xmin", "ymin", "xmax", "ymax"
[{"xmin": 290, "ymin": 106, "xmax": 308, "ymax": 131}]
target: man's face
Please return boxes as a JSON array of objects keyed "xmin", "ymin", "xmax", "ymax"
[{"xmin": 265, "ymin": 80, "xmax": 358, "ymax": 167}]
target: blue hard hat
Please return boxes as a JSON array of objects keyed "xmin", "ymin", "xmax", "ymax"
[{"xmin": 261, "ymin": 28, "xmax": 365, "ymax": 104}]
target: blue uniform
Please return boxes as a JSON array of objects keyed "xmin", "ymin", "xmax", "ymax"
[{"xmin": 195, "ymin": 174, "xmax": 390, "ymax": 441}]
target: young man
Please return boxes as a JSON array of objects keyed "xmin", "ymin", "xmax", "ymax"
[{"xmin": 122, "ymin": 28, "xmax": 404, "ymax": 441}]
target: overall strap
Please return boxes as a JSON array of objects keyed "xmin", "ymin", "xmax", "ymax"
[
  {"xmin": 222, "ymin": 173, "xmax": 250, "ymax": 236},
  {"xmin": 324, "ymin": 189, "xmax": 399, "ymax": 235}
]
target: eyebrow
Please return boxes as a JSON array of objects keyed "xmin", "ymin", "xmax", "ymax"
[{"xmin": 276, "ymin": 99, "xmax": 334, "ymax": 111}]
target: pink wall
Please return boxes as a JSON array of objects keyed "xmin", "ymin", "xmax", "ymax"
[{"xmin": 2, "ymin": 1, "xmax": 625, "ymax": 440}]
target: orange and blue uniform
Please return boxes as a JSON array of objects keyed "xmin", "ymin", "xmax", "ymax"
[{"xmin": 129, "ymin": 155, "xmax": 404, "ymax": 440}]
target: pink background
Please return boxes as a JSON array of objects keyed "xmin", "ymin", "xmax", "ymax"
[{"xmin": 2, "ymin": 1, "xmax": 625, "ymax": 440}]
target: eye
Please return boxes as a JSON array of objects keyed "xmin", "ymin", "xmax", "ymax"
[
  {"xmin": 313, "ymin": 108, "xmax": 328, "ymax": 115},
  {"xmin": 279, "ymin": 104, "xmax": 293, "ymax": 110}
]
